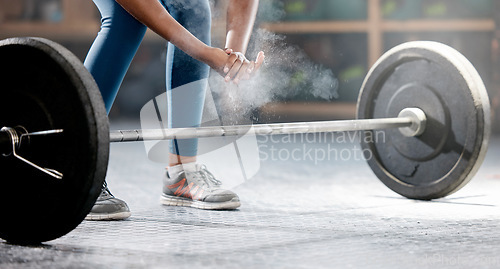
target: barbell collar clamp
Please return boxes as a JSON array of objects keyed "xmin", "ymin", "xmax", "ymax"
[
  {"xmin": 0, "ymin": 127, "xmax": 63, "ymax": 179},
  {"xmin": 398, "ymin": 108, "xmax": 427, "ymax": 137}
]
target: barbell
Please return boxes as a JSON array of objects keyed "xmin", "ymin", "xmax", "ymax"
[{"xmin": 0, "ymin": 37, "xmax": 490, "ymax": 244}]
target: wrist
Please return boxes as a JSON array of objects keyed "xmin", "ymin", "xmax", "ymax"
[
  {"xmin": 195, "ymin": 44, "xmax": 214, "ymax": 64},
  {"xmin": 225, "ymin": 38, "xmax": 247, "ymax": 54},
  {"xmin": 198, "ymin": 46, "xmax": 226, "ymax": 71}
]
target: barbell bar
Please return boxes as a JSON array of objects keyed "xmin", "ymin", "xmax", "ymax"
[
  {"xmin": 0, "ymin": 108, "xmax": 424, "ymax": 180},
  {"xmin": 109, "ymin": 107, "xmax": 425, "ymax": 142},
  {"xmin": 0, "ymin": 106, "xmax": 424, "ymax": 181},
  {"xmin": 0, "ymin": 37, "xmax": 490, "ymax": 245}
]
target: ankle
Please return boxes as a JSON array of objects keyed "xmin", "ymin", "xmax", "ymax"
[
  {"xmin": 168, "ymin": 162, "xmax": 198, "ymax": 177},
  {"xmin": 168, "ymin": 153, "xmax": 197, "ymax": 167}
]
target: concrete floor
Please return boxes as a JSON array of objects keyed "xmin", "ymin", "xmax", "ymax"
[{"xmin": 2, "ymin": 125, "xmax": 500, "ymax": 269}]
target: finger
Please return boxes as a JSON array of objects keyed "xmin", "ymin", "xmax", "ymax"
[
  {"xmin": 225, "ymin": 53, "xmax": 245, "ymax": 81},
  {"xmin": 234, "ymin": 60, "xmax": 252, "ymax": 84},
  {"xmin": 253, "ymin": 51, "xmax": 265, "ymax": 71},
  {"xmin": 224, "ymin": 48, "xmax": 233, "ymax": 55},
  {"xmin": 245, "ymin": 52, "xmax": 263, "ymax": 76},
  {"xmin": 226, "ymin": 56, "xmax": 244, "ymax": 82},
  {"xmin": 245, "ymin": 61, "xmax": 256, "ymax": 78},
  {"xmin": 223, "ymin": 53, "xmax": 239, "ymax": 74}
]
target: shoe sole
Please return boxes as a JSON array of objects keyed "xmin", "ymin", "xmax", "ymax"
[
  {"xmin": 85, "ymin": 211, "xmax": 131, "ymax": 221},
  {"xmin": 160, "ymin": 194, "xmax": 241, "ymax": 210}
]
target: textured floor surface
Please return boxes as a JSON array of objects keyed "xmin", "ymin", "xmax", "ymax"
[{"xmin": 2, "ymin": 124, "xmax": 500, "ymax": 269}]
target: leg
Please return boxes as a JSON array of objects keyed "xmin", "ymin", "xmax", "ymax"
[
  {"xmin": 84, "ymin": 0, "xmax": 146, "ymax": 220},
  {"xmin": 159, "ymin": 0, "xmax": 240, "ymax": 210},
  {"xmin": 84, "ymin": 0, "xmax": 147, "ymax": 113},
  {"xmin": 161, "ymin": 0, "xmax": 211, "ymax": 165}
]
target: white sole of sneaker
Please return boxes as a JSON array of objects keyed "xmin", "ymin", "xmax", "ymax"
[
  {"xmin": 160, "ymin": 194, "xmax": 241, "ymax": 210},
  {"xmin": 85, "ymin": 211, "xmax": 132, "ymax": 221}
]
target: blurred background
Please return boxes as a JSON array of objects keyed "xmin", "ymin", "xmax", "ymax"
[{"xmin": 1, "ymin": 0, "xmax": 499, "ymax": 132}]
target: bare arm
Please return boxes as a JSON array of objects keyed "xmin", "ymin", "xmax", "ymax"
[
  {"xmin": 225, "ymin": 0, "xmax": 260, "ymax": 54},
  {"xmin": 115, "ymin": 0, "xmax": 263, "ymax": 81},
  {"xmin": 223, "ymin": 0, "xmax": 265, "ymax": 83},
  {"xmin": 115, "ymin": 0, "xmax": 228, "ymax": 70}
]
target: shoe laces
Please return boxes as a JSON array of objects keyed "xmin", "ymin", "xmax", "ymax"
[
  {"xmin": 101, "ymin": 181, "xmax": 114, "ymax": 197},
  {"xmin": 186, "ymin": 165, "xmax": 222, "ymax": 189}
]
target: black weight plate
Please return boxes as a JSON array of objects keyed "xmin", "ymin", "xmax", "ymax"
[
  {"xmin": 357, "ymin": 41, "xmax": 490, "ymax": 200},
  {"xmin": 0, "ymin": 37, "xmax": 109, "ymax": 244}
]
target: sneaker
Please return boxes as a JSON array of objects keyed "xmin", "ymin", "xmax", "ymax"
[
  {"xmin": 85, "ymin": 182, "xmax": 131, "ymax": 221},
  {"xmin": 161, "ymin": 164, "xmax": 241, "ymax": 210}
]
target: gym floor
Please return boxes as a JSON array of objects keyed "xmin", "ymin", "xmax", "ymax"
[{"xmin": 2, "ymin": 121, "xmax": 500, "ymax": 269}]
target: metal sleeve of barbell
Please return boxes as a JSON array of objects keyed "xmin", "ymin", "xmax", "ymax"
[
  {"xmin": 109, "ymin": 117, "xmax": 413, "ymax": 143},
  {"xmin": 0, "ymin": 130, "xmax": 12, "ymax": 154}
]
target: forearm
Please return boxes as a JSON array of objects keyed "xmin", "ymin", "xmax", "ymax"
[
  {"xmin": 115, "ymin": 0, "xmax": 212, "ymax": 63},
  {"xmin": 225, "ymin": 0, "xmax": 259, "ymax": 54}
]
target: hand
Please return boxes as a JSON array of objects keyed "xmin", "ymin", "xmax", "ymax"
[
  {"xmin": 223, "ymin": 49, "xmax": 265, "ymax": 84},
  {"xmin": 203, "ymin": 47, "xmax": 265, "ymax": 83}
]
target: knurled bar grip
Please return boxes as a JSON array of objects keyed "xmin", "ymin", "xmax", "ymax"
[{"xmin": 109, "ymin": 117, "xmax": 414, "ymax": 143}]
